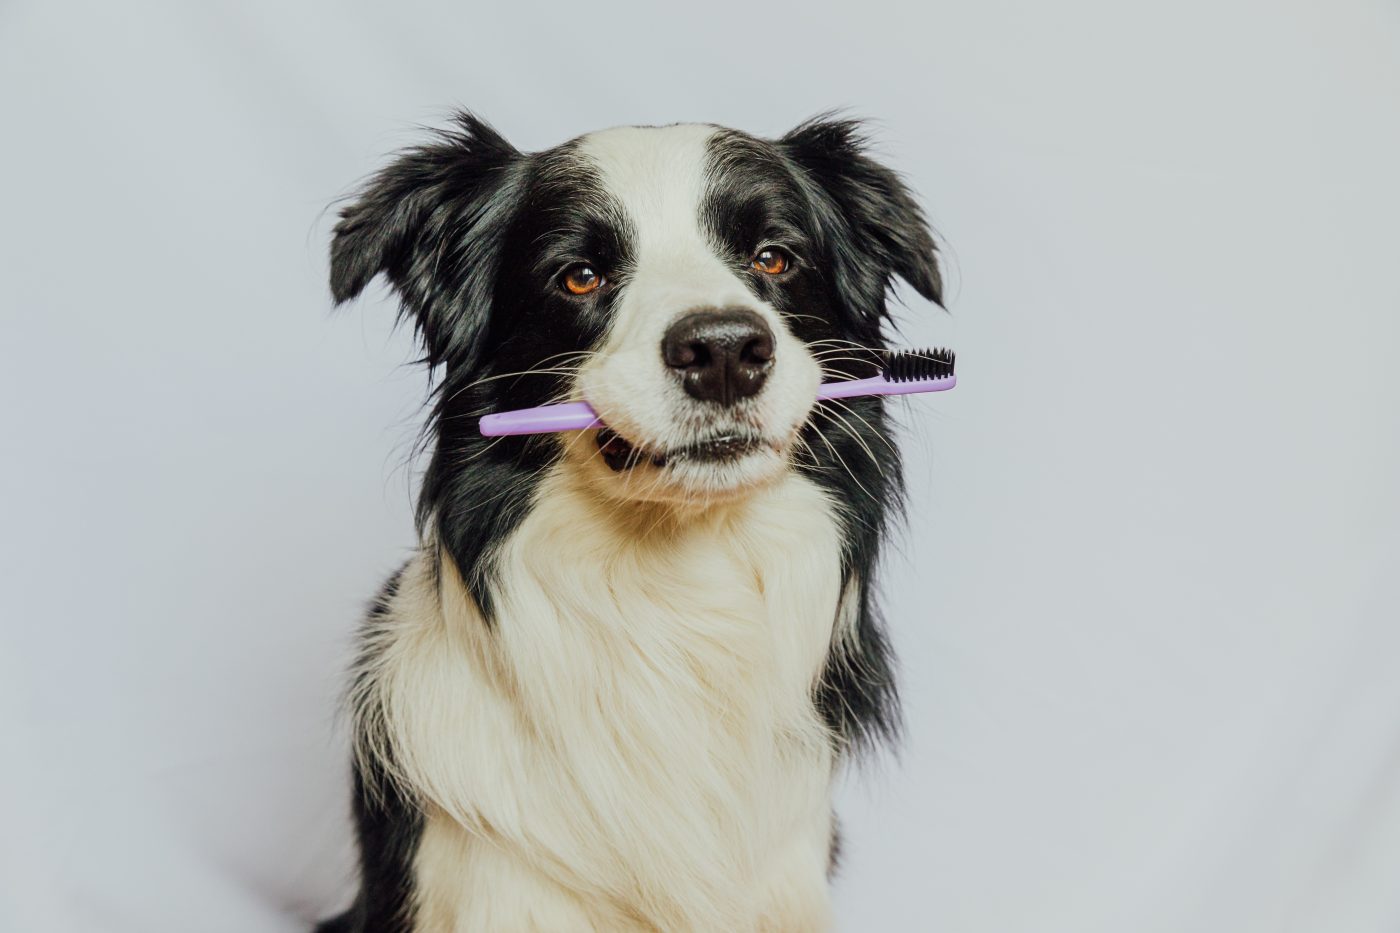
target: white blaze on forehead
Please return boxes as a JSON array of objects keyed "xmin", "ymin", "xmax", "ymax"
[
  {"xmin": 577, "ymin": 124, "xmax": 752, "ymax": 309},
  {"xmin": 577, "ymin": 123, "xmax": 715, "ymax": 249}
]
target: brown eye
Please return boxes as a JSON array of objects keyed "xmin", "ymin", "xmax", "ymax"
[
  {"xmin": 751, "ymin": 247, "xmax": 790, "ymax": 276},
  {"xmin": 561, "ymin": 264, "xmax": 603, "ymax": 296}
]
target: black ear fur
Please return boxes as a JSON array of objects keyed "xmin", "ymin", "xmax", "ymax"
[
  {"xmin": 330, "ymin": 112, "xmax": 523, "ymax": 370},
  {"xmin": 780, "ymin": 116, "xmax": 942, "ymax": 328}
]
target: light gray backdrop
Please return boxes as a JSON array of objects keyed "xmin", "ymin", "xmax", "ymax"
[{"xmin": 3, "ymin": 1, "xmax": 1398, "ymax": 931}]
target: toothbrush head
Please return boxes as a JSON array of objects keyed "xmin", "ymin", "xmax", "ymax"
[{"xmin": 881, "ymin": 347, "xmax": 956, "ymax": 382}]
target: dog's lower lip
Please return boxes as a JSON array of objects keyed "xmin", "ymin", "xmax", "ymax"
[
  {"xmin": 595, "ymin": 428, "xmax": 760, "ymax": 472},
  {"xmin": 684, "ymin": 435, "xmax": 756, "ymax": 461}
]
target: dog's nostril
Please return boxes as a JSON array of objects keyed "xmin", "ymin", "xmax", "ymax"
[
  {"xmin": 661, "ymin": 308, "xmax": 775, "ymax": 406},
  {"xmin": 742, "ymin": 332, "xmax": 774, "ymax": 365},
  {"xmin": 682, "ymin": 341, "xmax": 711, "ymax": 369}
]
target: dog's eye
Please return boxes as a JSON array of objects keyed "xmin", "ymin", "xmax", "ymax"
[
  {"xmin": 560, "ymin": 264, "xmax": 604, "ymax": 296},
  {"xmin": 751, "ymin": 248, "xmax": 790, "ymax": 276}
]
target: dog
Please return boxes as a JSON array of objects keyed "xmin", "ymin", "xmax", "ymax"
[{"xmin": 317, "ymin": 113, "xmax": 942, "ymax": 932}]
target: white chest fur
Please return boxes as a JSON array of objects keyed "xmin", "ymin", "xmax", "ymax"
[{"xmin": 358, "ymin": 469, "xmax": 847, "ymax": 932}]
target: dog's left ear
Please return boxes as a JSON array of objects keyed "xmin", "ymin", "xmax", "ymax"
[
  {"xmin": 779, "ymin": 116, "xmax": 942, "ymax": 329},
  {"xmin": 330, "ymin": 112, "xmax": 523, "ymax": 370}
]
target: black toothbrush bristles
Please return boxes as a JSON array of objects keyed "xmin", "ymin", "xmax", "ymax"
[{"xmin": 881, "ymin": 347, "xmax": 956, "ymax": 382}]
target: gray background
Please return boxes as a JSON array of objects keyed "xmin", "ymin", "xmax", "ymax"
[{"xmin": 3, "ymin": 1, "xmax": 1398, "ymax": 930}]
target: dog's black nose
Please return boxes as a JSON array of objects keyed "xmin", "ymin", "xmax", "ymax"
[{"xmin": 661, "ymin": 308, "xmax": 774, "ymax": 405}]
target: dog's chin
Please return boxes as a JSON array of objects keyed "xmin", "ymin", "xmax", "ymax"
[{"xmin": 573, "ymin": 424, "xmax": 793, "ymax": 506}]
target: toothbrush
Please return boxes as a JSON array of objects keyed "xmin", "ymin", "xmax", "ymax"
[{"xmin": 478, "ymin": 347, "xmax": 956, "ymax": 437}]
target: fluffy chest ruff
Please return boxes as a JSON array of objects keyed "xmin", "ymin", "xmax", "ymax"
[{"xmin": 356, "ymin": 470, "xmax": 845, "ymax": 931}]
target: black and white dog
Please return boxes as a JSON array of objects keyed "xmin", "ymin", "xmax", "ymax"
[{"xmin": 319, "ymin": 113, "xmax": 942, "ymax": 932}]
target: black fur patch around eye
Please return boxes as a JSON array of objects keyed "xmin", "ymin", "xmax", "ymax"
[{"xmin": 419, "ymin": 147, "xmax": 637, "ymax": 621}]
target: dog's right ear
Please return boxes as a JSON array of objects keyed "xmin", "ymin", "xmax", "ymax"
[
  {"xmin": 778, "ymin": 116, "xmax": 942, "ymax": 337},
  {"xmin": 330, "ymin": 112, "xmax": 523, "ymax": 369}
]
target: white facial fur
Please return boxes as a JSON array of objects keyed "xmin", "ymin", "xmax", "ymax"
[{"xmin": 570, "ymin": 125, "xmax": 822, "ymax": 503}]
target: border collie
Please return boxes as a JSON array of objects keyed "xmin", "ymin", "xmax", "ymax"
[{"xmin": 318, "ymin": 113, "xmax": 942, "ymax": 932}]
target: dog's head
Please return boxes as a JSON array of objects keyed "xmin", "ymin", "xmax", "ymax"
[{"xmin": 332, "ymin": 112, "xmax": 939, "ymax": 516}]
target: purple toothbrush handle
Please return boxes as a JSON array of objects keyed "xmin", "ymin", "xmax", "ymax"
[
  {"xmin": 817, "ymin": 373, "xmax": 956, "ymax": 401},
  {"xmin": 477, "ymin": 374, "xmax": 956, "ymax": 437},
  {"xmin": 479, "ymin": 401, "xmax": 601, "ymax": 436}
]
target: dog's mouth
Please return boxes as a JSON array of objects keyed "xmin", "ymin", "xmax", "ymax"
[{"xmin": 595, "ymin": 426, "xmax": 765, "ymax": 472}]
